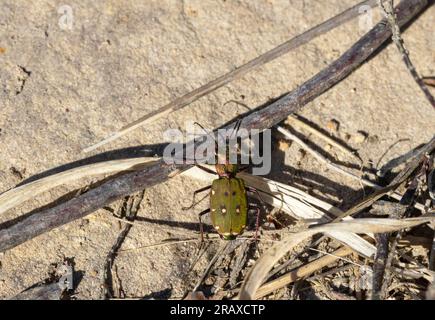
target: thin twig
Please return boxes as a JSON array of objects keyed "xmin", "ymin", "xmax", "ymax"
[
  {"xmin": 101, "ymin": 191, "xmax": 145, "ymax": 299},
  {"xmin": 229, "ymin": 240, "xmax": 253, "ymax": 289},
  {"xmin": 377, "ymin": 143, "xmax": 422, "ymax": 177},
  {"xmin": 285, "ymin": 115, "xmax": 360, "ymax": 162},
  {"xmin": 378, "ymin": 0, "xmax": 435, "ymax": 108},
  {"xmin": 367, "ymin": 201, "xmax": 406, "ymax": 299},
  {"xmin": 119, "ymin": 230, "xmax": 287, "ymax": 254},
  {"xmin": 372, "ymin": 233, "xmax": 390, "ymax": 299},
  {"xmin": 277, "ymin": 125, "xmax": 427, "ymax": 212},
  {"xmin": 239, "ymin": 216, "xmax": 435, "ymax": 299},
  {"xmin": 0, "ymin": 157, "xmax": 157, "ymax": 216},
  {"xmin": 377, "ymin": 159, "xmax": 430, "ymax": 298},
  {"xmin": 430, "ymin": 224, "xmax": 435, "ymax": 271},
  {"xmin": 254, "ymin": 246, "xmax": 354, "ymax": 299},
  {"xmin": 334, "ymin": 135, "xmax": 435, "ymax": 222},
  {"xmin": 83, "ymin": 0, "xmax": 378, "ymax": 152},
  {"xmin": 305, "ymin": 264, "xmax": 355, "ymax": 282},
  {"xmin": 308, "ymin": 247, "xmax": 364, "ymax": 268},
  {"xmin": 278, "ymin": 125, "xmax": 375, "ymax": 185},
  {"xmin": 0, "ymin": 0, "xmax": 428, "ymax": 253},
  {"xmin": 192, "ymin": 242, "xmax": 228, "ymax": 292}
]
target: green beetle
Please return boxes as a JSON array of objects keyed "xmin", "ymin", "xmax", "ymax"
[
  {"xmin": 183, "ymin": 121, "xmax": 260, "ymax": 241},
  {"xmin": 209, "ymin": 163, "xmax": 248, "ymax": 240}
]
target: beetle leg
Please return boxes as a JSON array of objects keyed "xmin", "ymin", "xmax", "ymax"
[
  {"xmin": 246, "ymin": 186, "xmax": 267, "ymax": 207},
  {"xmin": 248, "ymin": 203, "xmax": 261, "ymax": 241},
  {"xmin": 182, "ymin": 185, "xmax": 211, "ymax": 210},
  {"xmin": 237, "ymin": 165, "xmax": 249, "ymax": 172},
  {"xmin": 195, "ymin": 164, "xmax": 218, "ymax": 175},
  {"xmin": 198, "ymin": 208, "xmax": 210, "ymax": 242},
  {"xmin": 246, "ymin": 186, "xmax": 267, "ymax": 241}
]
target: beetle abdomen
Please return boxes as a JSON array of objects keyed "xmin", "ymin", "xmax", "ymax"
[{"xmin": 210, "ymin": 177, "xmax": 248, "ymax": 239}]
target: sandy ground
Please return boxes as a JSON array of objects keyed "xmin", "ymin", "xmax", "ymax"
[{"xmin": 0, "ymin": 0, "xmax": 434, "ymax": 299}]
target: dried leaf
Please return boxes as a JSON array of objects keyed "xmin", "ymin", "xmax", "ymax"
[
  {"xmin": 0, "ymin": 158, "xmax": 157, "ymax": 216},
  {"xmin": 238, "ymin": 216, "xmax": 435, "ymax": 299}
]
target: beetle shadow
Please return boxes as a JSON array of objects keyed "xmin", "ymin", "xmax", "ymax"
[
  {"xmin": 279, "ymin": 122, "xmax": 374, "ymax": 173},
  {"xmin": 247, "ymin": 132, "xmax": 374, "ymax": 227},
  {"xmin": 135, "ymin": 216, "xmax": 214, "ymax": 234},
  {"xmin": 282, "ymin": 166, "xmax": 364, "ymax": 206}
]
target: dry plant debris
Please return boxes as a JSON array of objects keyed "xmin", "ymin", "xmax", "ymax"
[{"xmin": 0, "ymin": 0, "xmax": 433, "ymax": 300}]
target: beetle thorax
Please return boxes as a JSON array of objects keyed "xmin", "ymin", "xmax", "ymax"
[{"xmin": 215, "ymin": 163, "xmax": 238, "ymax": 178}]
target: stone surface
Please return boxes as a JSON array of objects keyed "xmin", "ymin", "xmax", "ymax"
[{"xmin": 0, "ymin": 1, "xmax": 434, "ymax": 299}]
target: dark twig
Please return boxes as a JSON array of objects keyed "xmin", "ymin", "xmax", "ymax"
[
  {"xmin": 101, "ymin": 191, "xmax": 145, "ymax": 299},
  {"xmin": 335, "ymin": 136, "xmax": 435, "ymax": 222},
  {"xmin": 428, "ymin": 159, "xmax": 435, "ymax": 270},
  {"xmin": 378, "ymin": 0, "xmax": 435, "ymax": 109},
  {"xmin": 229, "ymin": 240, "xmax": 253, "ymax": 289},
  {"xmin": 192, "ymin": 242, "xmax": 228, "ymax": 292},
  {"xmin": 377, "ymin": 142, "xmax": 423, "ymax": 178},
  {"xmin": 0, "ymin": 0, "xmax": 429, "ymax": 253},
  {"xmin": 372, "ymin": 233, "xmax": 390, "ymax": 299},
  {"xmin": 379, "ymin": 157, "xmax": 431, "ymax": 298},
  {"xmin": 430, "ymin": 227, "xmax": 435, "ymax": 271},
  {"xmin": 370, "ymin": 201, "xmax": 407, "ymax": 299}
]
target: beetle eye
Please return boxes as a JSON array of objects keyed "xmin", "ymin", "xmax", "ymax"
[
  {"xmin": 224, "ymin": 191, "xmax": 229, "ymax": 196},
  {"xmin": 232, "ymin": 191, "xmax": 236, "ymax": 196}
]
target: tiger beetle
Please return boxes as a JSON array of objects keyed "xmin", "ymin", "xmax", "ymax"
[{"xmin": 182, "ymin": 120, "xmax": 263, "ymax": 241}]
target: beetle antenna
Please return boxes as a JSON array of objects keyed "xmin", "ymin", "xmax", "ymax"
[
  {"xmin": 228, "ymin": 119, "xmax": 244, "ymax": 158},
  {"xmin": 193, "ymin": 122, "xmax": 221, "ymax": 146},
  {"xmin": 193, "ymin": 122, "xmax": 230, "ymax": 163},
  {"xmin": 230, "ymin": 118, "xmax": 243, "ymax": 139}
]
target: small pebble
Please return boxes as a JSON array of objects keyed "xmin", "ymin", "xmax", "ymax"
[
  {"xmin": 278, "ymin": 139, "xmax": 291, "ymax": 151},
  {"xmin": 89, "ymin": 269, "xmax": 98, "ymax": 277},
  {"xmin": 298, "ymin": 148, "xmax": 307, "ymax": 159},
  {"xmin": 352, "ymin": 131, "xmax": 368, "ymax": 144},
  {"xmin": 263, "ymin": 222, "xmax": 276, "ymax": 230},
  {"xmin": 185, "ymin": 7, "xmax": 198, "ymax": 17},
  {"xmin": 326, "ymin": 119, "xmax": 340, "ymax": 132},
  {"xmin": 367, "ymin": 135, "xmax": 379, "ymax": 144}
]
